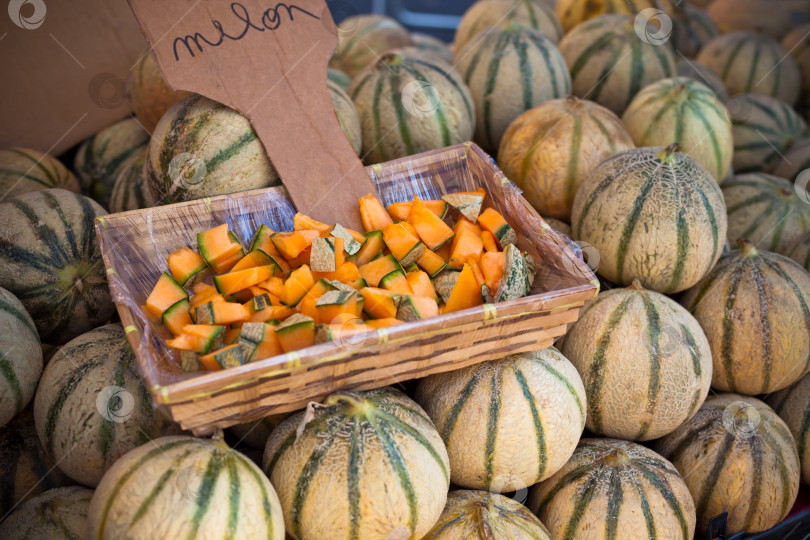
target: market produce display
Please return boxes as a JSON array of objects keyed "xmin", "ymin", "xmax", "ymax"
[
  {"xmin": 655, "ymin": 394, "xmax": 800, "ymax": 535},
  {"xmin": 146, "ymin": 192, "xmax": 533, "ymax": 370},
  {"xmin": 3, "ymin": 0, "xmax": 810, "ymax": 537}
]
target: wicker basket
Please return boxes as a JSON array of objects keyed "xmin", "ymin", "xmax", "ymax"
[{"xmin": 96, "ymin": 143, "xmax": 599, "ymax": 434}]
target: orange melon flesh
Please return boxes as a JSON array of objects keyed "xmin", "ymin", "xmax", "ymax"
[
  {"xmin": 250, "ymin": 225, "xmax": 287, "ymax": 262},
  {"xmin": 230, "ymin": 250, "xmax": 278, "ymax": 273},
  {"xmin": 297, "ymin": 279, "xmax": 336, "ymax": 323},
  {"xmin": 435, "ymin": 242, "xmax": 452, "ymax": 262},
  {"xmin": 272, "ymin": 230, "xmax": 319, "ymax": 260},
  {"xmin": 387, "ymin": 200, "xmax": 447, "ymax": 221},
  {"xmin": 214, "ymin": 265, "xmax": 275, "ymax": 296},
  {"xmin": 258, "ymin": 277, "xmax": 284, "ymax": 298},
  {"xmin": 311, "ymin": 237, "xmax": 346, "ymax": 277},
  {"xmin": 331, "ymin": 262, "xmax": 361, "ymax": 285},
  {"xmin": 226, "ymin": 289, "xmax": 254, "ymax": 304},
  {"xmin": 198, "ymin": 343, "xmax": 247, "ymax": 371},
  {"xmin": 317, "ymin": 322, "xmax": 370, "ymax": 343},
  {"xmin": 355, "ymin": 231, "xmax": 385, "ymax": 266},
  {"xmin": 167, "ymin": 325, "xmax": 225, "ymax": 353},
  {"xmin": 454, "ymin": 216, "xmax": 482, "ymax": 236},
  {"xmin": 198, "ymin": 225, "xmax": 244, "ymax": 273},
  {"xmin": 380, "ymin": 271, "xmax": 413, "ymax": 296},
  {"xmin": 211, "ymin": 244, "xmax": 244, "ymax": 274},
  {"xmin": 360, "ymin": 194, "xmax": 393, "ymax": 232},
  {"xmin": 293, "ymin": 213, "xmax": 332, "ymax": 236},
  {"xmin": 189, "ymin": 284, "xmax": 218, "ymax": 308},
  {"xmin": 359, "ymin": 255, "xmax": 401, "ymax": 287},
  {"xmin": 477, "ymin": 208, "xmax": 515, "ymax": 248},
  {"xmin": 276, "ymin": 315, "xmax": 315, "ymax": 353},
  {"xmin": 411, "ymin": 295, "xmax": 440, "ymax": 319},
  {"xmin": 195, "ymin": 301, "xmax": 250, "ymax": 325},
  {"xmin": 444, "ymin": 264, "xmax": 483, "ymax": 313},
  {"xmin": 481, "ymin": 230, "xmax": 498, "ymax": 252},
  {"xmin": 365, "ymin": 318, "xmax": 403, "ymax": 329},
  {"xmin": 345, "ymin": 227, "xmax": 366, "ymax": 244},
  {"xmin": 408, "ymin": 197, "xmax": 454, "ymax": 249},
  {"xmin": 359, "ymin": 287, "xmax": 400, "ymax": 319},
  {"xmin": 450, "ymin": 227, "xmax": 483, "ymax": 266},
  {"xmin": 416, "ymin": 249, "xmax": 446, "ymax": 277},
  {"xmin": 280, "ymin": 265, "xmax": 315, "ymax": 306},
  {"xmin": 146, "ymin": 272, "xmax": 188, "ymax": 318},
  {"xmin": 249, "ymin": 329, "xmax": 283, "ymax": 361},
  {"xmin": 196, "ymin": 354, "xmax": 223, "ymax": 371},
  {"xmin": 481, "ymin": 251, "xmax": 505, "ymax": 293},
  {"xmin": 406, "ymin": 270, "xmax": 437, "ymax": 300},
  {"xmin": 163, "ymin": 300, "xmax": 192, "ymax": 335},
  {"xmin": 316, "ymin": 292, "xmax": 362, "ymax": 325},
  {"xmin": 248, "ymin": 305, "xmax": 294, "ymax": 323},
  {"xmin": 469, "ymin": 260, "xmax": 486, "ymax": 289},
  {"xmin": 224, "ymin": 327, "xmax": 242, "ymax": 345},
  {"xmin": 285, "ymin": 245, "xmax": 313, "ymax": 268},
  {"xmin": 382, "ymin": 222, "xmax": 424, "ymax": 264},
  {"xmin": 167, "ymin": 247, "xmax": 207, "ymax": 285},
  {"xmin": 190, "ymin": 295, "xmax": 225, "ymax": 320}
]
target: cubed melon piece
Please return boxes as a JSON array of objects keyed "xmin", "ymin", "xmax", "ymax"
[
  {"xmin": 406, "ymin": 270, "xmax": 437, "ymax": 301},
  {"xmin": 258, "ymin": 276, "xmax": 284, "ymax": 298},
  {"xmin": 396, "ymin": 295, "xmax": 440, "ymax": 322},
  {"xmin": 197, "ymin": 224, "xmax": 244, "ymax": 273},
  {"xmin": 382, "ymin": 222, "xmax": 426, "ymax": 267},
  {"xmin": 310, "ymin": 237, "xmax": 346, "ymax": 273},
  {"xmin": 297, "ymin": 279, "xmax": 338, "ymax": 323},
  {"xmin": 315, "ymin": 322, "xmax": 369, "ymax": 344},
  {"xmin": 198, "ymin": 343, "xmax": 248, "ymax": 370},
  {"xmin": 359, "ymin": 287, "xmax": 401, "ymax": 319},
  {"xmin": 387, "ymin": 200, "xmax": 448, "ymax": 221},
  {"xmin": 449, "ymin": 227, "xmax": 483, "ymax": 267},
  {"xmin": 379, "ymin": 270, "xmax": 413, "ymax": 296},
  {"xmin": 481, "ymin": 251, "xmax": 505, "ymax": 294},
  {"xmin": 224, "ymin": 327, "xmax": 242, "ymax": 345},
  {"xmin": 359, "ymin": 194, "xmax": 393, "ymax": 232},
  {"xmin": 355, "ymin": 230, "xmax": 385, "ymax": 266},
  {"xmin": 293, "ymin": 213, "xmax": 332, "ymax": 236},
  {"xmin": 162, "ymin": 299, "xmax": 192, "ymax": 336},
  {"xmin": 478, "ymin": 208, "xmax": 517, "ymax": 248},
  {"xmin": 315, "ymin": 290, "xmax": 361, "ymax": 324},
  {"xmin": 166, "ymin": 324, "xmax": 225, "ymax": 354},
  {"xmin": 250, "ymin": 225, "xmax": 290, "ymax": 272},
  {"xmin": 442, "ymin": 188, "xmax": 486, "ymax": 222},
  {"xmin": 275, "ymin": 314, "xmax": 315, "ymax": 352},
  {"xmin": 213, "ymin": 265, "xmax": 275, "ymax": 296},
  {"xmin": 248, "ymin": 305, "xmax": 294, "ymax": 323},
  {"xmin": 443, "ymin": 264, "xmax": 483, "ymax": 313},
  {"xmin": 272, "ymin": 230, "xmax": 319, "ymax": 261},
  {"xmin": 238, "ymin": 322, "xmax": 283, "ymax": 361},
  {"xmin": 167, "ymin": 247, "xmax": 208, "ymax": 286},
  {"xmin": 416, "ymin": 249, "xmax": 446, "ymax": 277},
  {"xmin": 494, "ymin": 244, "xmax": 531, "ymax": 302},
  {"xmin": 358, "ymin": 254, "xmax": 402, "ymax": 287},
  {"xmin": 330, "ymin": 224, "xmax": 364, "ymax": 255},
  {"xmin": 433, "ymin": 271, "xmax": 459, "ymax": 303},
  {"xmin": 280, "ymin": 265, "xmax": 315, "ymax": 306},
  {"xmin": 146, "ymin": 272, "xmax": 188, "ymax": 318},
  {"xmin": 408, "ymin": 197, "xmax": 454, "ymax": 249},
  {"xmin": 230, "ymin": 250, "xmax": 281, "ymax": 274},
  {"xmin": 195, "ymin": 300, "xmax": 249, "ymax": 325},
  {"xmin": 453, "ymin": 216, "xmax": 482, "ymax": 236}
]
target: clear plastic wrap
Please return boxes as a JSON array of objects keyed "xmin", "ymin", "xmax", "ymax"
[{"xmin": 96, "ymin": 142, "xmax": 598, "ymax": 432}]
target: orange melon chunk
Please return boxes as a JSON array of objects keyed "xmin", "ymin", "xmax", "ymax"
[
  {"xmin": 359, "ymin": 255, "xmax": 401, "ymax": 287},
  {"xmin": 316, "ymin": 290, "xmax": 362, "ymax": 324},
  {"xmin": 280, "ymin": 265, "xmax": 315, "ymax": 306},
  {"xmin": 416, "ymin": 249, "xmax": 447, "ymax": 277},
  {"xmin": 356, "ymin": 230, "xmax": 385, "ymax": 266},
  {"xmin": 197, "ymin": 225, "xmax": 244, "ymax": 273},
  {"xmin": 408, "ymin": 197, "xmax": 454, "ymax": 249},
  {"xmin": 167, "ymin": 247, "xmax": 208, "ymax": 285},
  {"xmin": 248, "ymin": 305, "xmax": 294, "ymax": 323},
  {"xmin": 382, "ymin": 222, "xmax": 425, "ymax": 267},
  {"xmin": 443, "ymin": 264, "xmax": 483, "ymax": 313},
  {"xmin": 406, "ymin": 270, "xmax": 437, "ymax": 300},
  {"xmin": 230, "ymin": 250, "xmax": 280, "ymax": 273},
  {"xmin": 271, "ymin": 230, "xmax": 319, "ymax": 260},
  {"xmin": 481, "ymin": 251, "xmax": 505, "ymax": 294},
  {"xmin": 397, "ymin": 295, "xmax": 440, "ymax": 321},
  {"xmin": 450, "ymin": 227, "xmax": 483, "ymax": 267},
  {"xmin": 162, "ymin": 299, "xmax": 192, "ymax": 336},
  {"xmin": 275, "ymin": 314, "xmax": 315, "ymax": 353},
  {"xmin": 481, "ymin": 230, "xmax": 498, "ymax": 253},
  {"xmin": 189, "ymin": 284, "xmax": 218, "ymax": 309},
  {"xmin": 194, "ymin": 301, "xmax": 249, "ymax": 325},
  {"xmin": 146, "ymin": 272, "xmax": 188, "ymax": 318},
  {"xmin": 360, "ymin": 194, "xmax": 393, "ymax": 232},
  {"xmin": 359, "ymin": 287, "xmax": 400, "ymax": 319},
  {"xmin": 453, "ymin": 216, "xmax": 482, "ymax": 236},
  {"xmin": 478, "ymin": 208, "xmax": 517, "ymax": 248},
  {"xmin": 293, "ymin": 213, "xmax": 332, "ymax": 236},
  {"xmin": 166, "ymin": 324, "xmax": 225, "ymax": 354},
  {"xmin": 387, "ymin": 200, "xmax": 448, "ymax": 221},
  {"xmin": 214, "ymin": 265, "xmax": 275, "ymax": 296},
  {"xmin": 258, "ymin": 277, "xmax": 284, "ymax": 298}
]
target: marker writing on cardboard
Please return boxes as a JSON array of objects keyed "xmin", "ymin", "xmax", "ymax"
[{"xmin": 172, "ymin": 2, "xmax": 320, "ymax": 61}]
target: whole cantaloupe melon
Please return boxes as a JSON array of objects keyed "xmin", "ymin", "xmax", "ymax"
[
  {"xmin": 328, "ymin": 78, "xmax": 362, "ymax": 157},
  {"xmin": 0, "ymin": 148, "xmax": 79, "ymax": 199},
  {"xmin": 554, "ymin": 0, "xmax": 657, "ymax": 32},
  {"xmin": 676, "ymin": 57, "xmax": 729, "ymax": 102},
  {"xmin": 680, "ymin": 240, "xmax": 810, "ymax": 394},
  {"xmin": 767, "ymin": 372, "xmax": 810, "ymax": 485},
  {"xmin": 561, "ymin": 280, "xmax": 713, "ymax": 440},
  {"xmin": 571, "ymin": 145, "xmax": 727, "ymax": 293},
  {"xmin": 0, "ymin": 287, "xmax": 42, "ymax": 428},
  {"xmin": 415, "ymin": 348, "xmax": 586, "ymax": 492},
  {"xmin": 108, "ymin": 147, "xmax": 155, "ymax": 213},
  {"xmin": 263, "ymin": 387, "xmax": 449, "ymax": 540},
  {"xmin": 34, "ymin": 323, "xmax": 180, "ymax": 487},
  {"xmin": 0, "ymin": 486, "xmax": 93, "ymax": 539},
  {"xmin": 0, "ymin": 189, "xmax": 114, "ymax": 344},
  {"xmin": 330, "ymin": 15, "xmax": 413, "ymax": 77},
  {"xmin": 454, "ymin": 0, "xmax": 562, "ymax": 54},
  {"xmin": 499, "ymin": 97, "xmax": 633, "ymax": 221},
  {"xmin": 655, "ymin": 394, "xmax": 800, "ymax": 535},
  {"xmin": 127, "ymin": 51, "xmax": 192, "ymax": 133}
]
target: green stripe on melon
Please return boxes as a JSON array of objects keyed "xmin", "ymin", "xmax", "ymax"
[
  {"xmin": 1, "ymin": 409, "xmax": 72, "ymax": 519},
  {"xmin": 348, "ymin": 54, "xmax": 474, "ymax": 164},
  {"xmin": 767, "ymin": 372, "xmax": 810, "ymax": 485},
  {"xmin": 263, "ymin": 387, "xmax": 449, "ymax": 540},
  {"xmin": 676, "ymin": 58, "xmax": 730, "ymax": 102},
  {"xmin": 728, "ymin": 93, "xmax": 807, "ymax": 174},
  {"xmin": 558, "ymin": 14, "xmax": 676, "ymax": 115},
  {"xmin": 109, "ymin": 147, "xmax": 155, "ymax": 213},
  {"xmin": 0, "ymin": 147, "xmax": 79, "ymax": 200},
  {"xmin": 330, "ymin": 15, "xmax": 413, "ymax": 77},
  {"xmin": 0, "ymin": 287, "xmax": 42, "ymax": 428},
  {"xmin": 681, "ymin": 241, "xmax": 810, "ymax": 394},
  {"xmin": 455, "ymin": 26, "xmax": 571, "ymax": 154},
  {"xmin": 562, "ymin": 280, "xmax": 712, "ymax": 441},
  {"xmin": 0, "ymin": 486, "xmax": 93, "ymax": 539},
  {"xmin": 87, "ymin": 436, "xmax": 284, "ymax": 539},
  {"xmin": 721, "ymin": 173, "xmax": 810, "ymax": 255},
  {"xmin": 697, "ymin": 31, "xmax": 801, "ymax": 106},
  {"xmin": 622, "ymin": 77, "xmax": 733, "ymax": 181},
  {"xmin": 424, "ymin": 490, "xmax": 551, "ymax": 539},
  {"xmin": 454, "ymin": 0, "xmax": 562, "ymax": 57},
  {"xmin": 571, "ymin": 145, "xmax": 727, "ymax": 293},
  {"xmin": 499, "ymin": 96, "xmax": 633, "ymax": 221},
  {"xmin": 654, "ymin": 394, "xmax": 799, "ymax": 536},
  {"xmin": 146, "ymin": 95, "xmax": 280, "ymax": 203},
  {"xmin": 528, "ymin": 438, "xmax": 696, "ymax": 539},
  {"xmin": 74, "ymin": 118, "xmax": 150, "ymax": 208},
  {"xmin": 33, "ymin": 324, "xmax": 179, "ymax": 487},
  {"xmin": 415, "ymin": 348, "xmax": 585, "ymax": 492},
  {"xmin": 0, "ymin": 188, "xmax": 114, "ymax": 344}
]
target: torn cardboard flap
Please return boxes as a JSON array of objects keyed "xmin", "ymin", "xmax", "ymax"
[{"xmin": 126, "ymin": 0, "xmax": 374, "ymax": 229}]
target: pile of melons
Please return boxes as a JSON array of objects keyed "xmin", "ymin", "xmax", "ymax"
[{"xmin": 4, "ymin": 0, "xmax": 810, "ymax": 539}]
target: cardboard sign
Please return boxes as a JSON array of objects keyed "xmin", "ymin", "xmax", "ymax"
[{"xmin": 126, "ymin": 0, "xmax": 375, "ymax": 229}]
